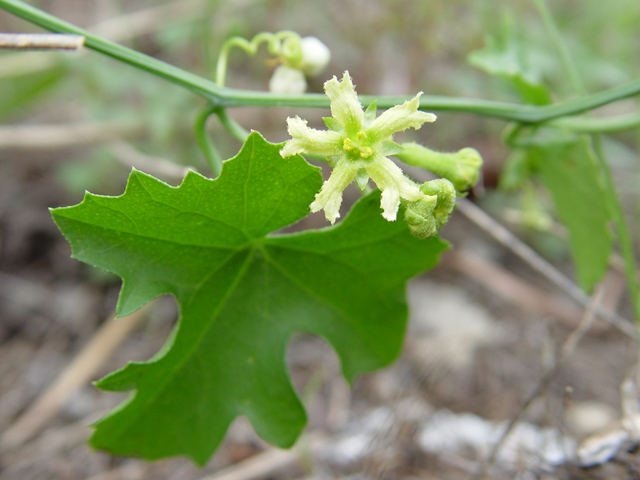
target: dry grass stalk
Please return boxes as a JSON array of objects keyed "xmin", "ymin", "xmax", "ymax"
[
  {"xmin": 455, "ymin": 197, "xmax": 635, "ymax": 338},
  {"xmin": 0, "ymin": 305, "xmax": 149, "ymax": 450},
  {"xmin": 0, "ymin": 33, "xmax": 84, "ymax": 50}
]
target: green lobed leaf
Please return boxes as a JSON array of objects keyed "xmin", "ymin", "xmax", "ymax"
[
  {"xmin": 51, "ymin": 132, "xmax": 447, "ymax": 465},
  {"xmin": 526, "ymin": 134, "xmax": 613, "ymax": 292}
]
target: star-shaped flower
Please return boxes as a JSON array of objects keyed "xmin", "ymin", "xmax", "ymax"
[{"xmin": 280, "ymin": 71, "xmax": 437, "ymax": 223}]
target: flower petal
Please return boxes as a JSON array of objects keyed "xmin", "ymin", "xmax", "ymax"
[
  {"xmin": 309, "ymin": 160, "xmax": 359, "ymax": 224},
  {"xmin": 379, "ymin": 187, "xmax": 401, "ymax": 221},
  {"xmin": 365, "ymin": 155, "xmax": 426, "ymax": 221},
  {"xmin": 324, "ymin": 71, "xmax": 364, "ymax": 134},
  {"xmin": 366, "ymin": 92, "xmax": 436, "ymax": 142},
  {"xmin": 280, "ymin": 116, "xmax": 342, "ymax": 157}
]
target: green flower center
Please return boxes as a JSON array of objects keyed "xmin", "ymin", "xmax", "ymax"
[{"xmin": 343, "ymin": 130, "xmax": 373, "ymax": 160}]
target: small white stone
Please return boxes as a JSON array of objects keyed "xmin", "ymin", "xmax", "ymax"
[
  {"xmin": 576, "ymin": 423, "xmax": 630, "ymax": 467},
  {"xmin": 564, "ymin": 401, "xmax": 618, "ymax": 438},
  {"xmin": 407, "ymin": 279, "xmax": 504, "ymax": 371},
  {"xmin": 417, "ymin": 409, "xmax": 576, "ymax": 468}
]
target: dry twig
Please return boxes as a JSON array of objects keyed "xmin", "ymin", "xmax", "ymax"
[
  {"xmin": 0, "ymin": 33, "xmax": 84, "ymax": 50},
  {"xmin": 0, "ymin": 0, "xmax": 206, "ymax": 79},
  {"xmin": 444, "ymin": 249, "xmax": 591, "ymax": 330},
  {"xmin": 456, "ymin": 197, "xmax": 635, "ymax": 338},
  {"xmin": 471, "ymin": 285, "xmax": 605, "ymax": 479},
  {"xmin": 0, "ymin": 305, "xmax": 149, "ymax": 450},
  {"xmin": 198, "ymin": 448, "xmax": 300, "ymax": 480},
  {"xmin": 0, "ymin": 122, "xmax": 143, "ymax": 150}
]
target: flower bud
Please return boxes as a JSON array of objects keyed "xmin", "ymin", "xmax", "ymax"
[
  {"xmin": 404, "ymin": 194, "xmax": 438, "ymax": 239},
  {"xmin": 299, "ymin": 36, "xmax": 331, "ymax": 76},
  {"xmin": 397, "ymin": 143, "xmax": 483, "ymax": 191},
  {"xmin": 403, "ymin": 178, "xmax": 456, "ymax": 239},
  {"xmin": 269, "ymin": 65, "xmax": 307, "ymax": 94},
  {"xmin": 420, "ymin": 178, "xmax": 456, "ymax": 228}
]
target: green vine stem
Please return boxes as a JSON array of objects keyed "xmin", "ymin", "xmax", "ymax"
[
  {"xmin": 193, "ymin": 103, "xmax": 222, "ymax": 176},
  {"xmin": 215, "ymin": 109, "xmax": 249, "ymax": 142},
  {"xmin": 215, "ymin": 31, "xmax": 300, "ymax": 87},
  {"xmin": 4, "ymin": 0, "xmax": 640, "ymax": 126},
  {"xmin": 548, "ymin": 112, "xmax": 640, "ymax": 133}
]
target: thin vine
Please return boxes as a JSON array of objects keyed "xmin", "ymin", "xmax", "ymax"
[{"xmin": 2, "ymin": 0, "xmax": 640, "ymax": 125}]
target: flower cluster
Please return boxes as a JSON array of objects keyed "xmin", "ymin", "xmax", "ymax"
[
  {"xmin": 280, "ymin": 71, "xmax": 436, "ymax": 223},
  {"xmin": 269, "ymin": 37, "xmax": 331, "ymax": 94}
]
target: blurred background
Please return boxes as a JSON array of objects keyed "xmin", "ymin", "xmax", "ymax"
[{"xmin": 1, "ymin": 0, "xmax": 640, "ymax": 478}]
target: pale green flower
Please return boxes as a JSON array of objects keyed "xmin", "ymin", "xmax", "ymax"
[{"xmin": 280, "ymin": 71, "xmax": 436, "ymax": 223}]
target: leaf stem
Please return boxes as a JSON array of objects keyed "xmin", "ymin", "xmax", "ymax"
[
  {"xmin": 215, "ymin": 109, "xmax": 249, "ymax": 142},
  {"xmin": 193, "ymin": 103, "xmax": 222, "ymax": 176}
]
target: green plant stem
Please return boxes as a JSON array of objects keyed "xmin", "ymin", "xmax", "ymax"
[
  {"xmin": 216, "ymin": 81, "xmax": 640, "ymax": 124},
  {"xmin": 4, "ymin": 0, "xmax": 640, "ymax": 125},
  {"xmin": 549, "ymin": 111, "xmax": 640, "ymax": 133},
  {"xmin": 215, "ymin": 31, "xmax": 298, "ymax": 87},
  {"xmin": 194, "ymin": 103, "xmax": 222, "ymax": 176},
  {"xmin": 215, "ymin": 109, "xmax": 249, "ymax": 142}
]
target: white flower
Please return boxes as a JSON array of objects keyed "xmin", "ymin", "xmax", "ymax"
[
  {"xmin": 280, "ymin": 71, "xmax": 436, "ymax": 223},
  {"xmin": 269, "ymin": 65, "xmax": 307, "ymax": 94},
  {"xmin": 299, "ymin": 37, "xmax": 331, "ymax": 76},
  {"xmin": 271, "ymin": 36, "xmax": 331, "ymax": 94}
]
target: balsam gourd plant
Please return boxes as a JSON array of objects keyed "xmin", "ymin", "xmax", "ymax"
[{"xmin": 1, "ymin": 0, "xmax": 639, "ymax": 466}]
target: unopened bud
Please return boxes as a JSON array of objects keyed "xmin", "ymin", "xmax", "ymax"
[
  {"xmin": 397, "ymin": 143, "xmax": 482, "ymax": 191},
  {"xmin": 403, "ymin": 179, "xmax": 456, "ymax": 239},
  {"xmin": 404, "ymin": 194, "xmax": 438, "ymax": 239},
  {"xmin": 420, "ymin": 178, "xmax": 456, "ymax": 228},
  {"xmin": 299, "ymin": 37, "xmax": 331, "ymax": 76},
  {"xmin": 269, "ymin": 65, "xmax": 307, "ymax": 94}
]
